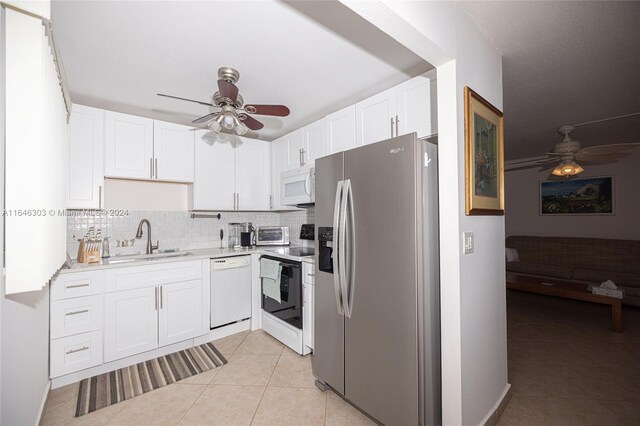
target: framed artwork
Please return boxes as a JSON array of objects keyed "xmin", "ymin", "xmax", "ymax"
[
  {"xmin": 540, "ymin": 176, "xmax": 614, "ymax": 215},
  {"xmin": 464, "ymin": 86, "xmax": 505, "ymax": 215}
]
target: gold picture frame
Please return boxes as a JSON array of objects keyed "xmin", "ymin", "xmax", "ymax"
[{"xmin": 464, "ymin": 86, "xmax": 505, "ymax": 215}]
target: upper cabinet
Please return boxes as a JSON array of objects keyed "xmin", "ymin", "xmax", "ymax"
[
  {"xmin": 356, "ymin": 72, "xmax": 437, "ymax": 146},
  {"xmin": 355, "ymin": 87, "xmax": 397, "ymax": 147},
  {"xmin": 395, "ymin": 71, "xmax": 437, "ymax": 139},
  {"xmin": 303, "ymin": 119, "xmax": 326, "ymax": 166},
  {"xmin": 192, "ymin": 131, "xmax": 270, "ymax": 211},
  {"xmin": 105, "ymin": 113, "xmax": 194, "ymax": 182},
  {"xmin": 325, "ymin": 105, "xmax": 356, "ymax": 155},
  {"xmin": 68, "ymin": 105, "xmax": 105, "ymax": 209},
  {"xmin": 153, "ymin": 120, "xmax": 195, "ymax": 182},
  {"xmin": 105, "ymin": 111, "xmax": 154, "ymax": 180},
  {"xmin": 285, "ymin": 128, "xmax": 305, "ymax": 170}
]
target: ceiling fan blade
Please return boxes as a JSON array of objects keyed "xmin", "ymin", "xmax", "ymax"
[
  {"xmin": 192, "ymin": 112, "xmax": 217, "ymax": 124},
  {"xmin": 243, "ymin": 104, "xmax": 290, "ymax": 117},
  {"xmin": 538, "ymin": 162, "xmax": 558, "ymax": 172},
  {"xmin": 217, "ymin": 79, "xmax": 239, "ymax": 103},
  {"xmin": 157, "ymin": 93, "xmax": 214, "ymax": 107},
  {"xmin": 575, "ymin": 153, "xmax": 630, "ymax": 164},
  {"xmin": 239, "ymin": 114, "xmax": 264, "ymax": 130},
  {"xmin": 578, "ymin": 143, "xmax": 640, "ymax": 156}
]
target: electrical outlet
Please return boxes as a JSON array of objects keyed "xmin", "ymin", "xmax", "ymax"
[{"xmin": 463, "ymin": 232, "xmax": 474, "ymax": 254}]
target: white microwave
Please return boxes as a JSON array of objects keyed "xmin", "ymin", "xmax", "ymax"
[{"xmin": 281, "ymin": 166, "xmax": 315, "ymax": 206}]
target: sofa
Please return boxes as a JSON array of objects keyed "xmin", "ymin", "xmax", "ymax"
[{"xmin": 506, "ymin": 236, "xmax": 640, "ymax": 307}]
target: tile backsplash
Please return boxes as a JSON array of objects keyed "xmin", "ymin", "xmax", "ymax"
[{"xmin": 67, "ymin": 208, "xmax": 315, "ymax": 256}]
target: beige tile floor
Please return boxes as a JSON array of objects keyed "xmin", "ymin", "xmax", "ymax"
[
  {"xmin": 42, "ymin": 329, "xmax": 375, "ymax": 426},
  {"xmin": 498, "ymin": 291, "xmax": 640, "ymax": 425}
]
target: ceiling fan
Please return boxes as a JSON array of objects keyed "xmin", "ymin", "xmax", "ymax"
[
  {"xmin": 505, "ymin": 112, "xmax": 640, "ymax": 177},
  {"xmin": 157, "ymin": 67, "xmax": 290, "ymax": 136}
]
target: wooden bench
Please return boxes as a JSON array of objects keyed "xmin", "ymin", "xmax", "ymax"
[{"xmin": 506, "ymin": 273, "xmax": 623, "ymax": 332}]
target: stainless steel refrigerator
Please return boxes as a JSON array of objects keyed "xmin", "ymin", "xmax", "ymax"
[{"xmin": 313, "ymin": 133, "xmax": 441, "ymax": 426}]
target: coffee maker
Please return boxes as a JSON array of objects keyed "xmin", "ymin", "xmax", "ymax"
[{"xmin": 240, "ymin": 222, "xmax": 254, "ymax": 247}]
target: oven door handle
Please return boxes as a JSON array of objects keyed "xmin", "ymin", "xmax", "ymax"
[{"xmin": 333, "ymin": 180, "xmax": 344, "ymax": 315}]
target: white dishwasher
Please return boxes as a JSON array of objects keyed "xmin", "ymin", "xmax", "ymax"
[{"xmin": 210, "ymin": 256, "xmax": 252, "ymax": 329}]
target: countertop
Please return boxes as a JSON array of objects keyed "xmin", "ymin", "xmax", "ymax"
[{"xmin": 61, "ymin": 245, "xmax": 314, "ymax": 274}]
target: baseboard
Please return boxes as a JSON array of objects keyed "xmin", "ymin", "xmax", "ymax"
[
  {"xmin": 37, "ymin": 379, "xmax": 51, "ymax": 426},
  {"xmin": 481, "ymin": 383, "xmax": 512, "ymax": 426}
]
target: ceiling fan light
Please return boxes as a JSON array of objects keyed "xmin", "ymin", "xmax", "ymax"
[
  {"xmin": 552, "ymin": 160, "xmax": 583, "ymax": 177},
  {"xmin": 235, "ymin": 122, "xmax": 248, "ymax": 135},
  {"xmin": 207, "ymin": 117, "xmax": 222, "ymax": 133},
  {"xmin": 222, "ymin": 112, "xmax": 235, "ymax": 129}
]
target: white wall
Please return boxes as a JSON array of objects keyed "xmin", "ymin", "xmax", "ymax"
[
  {"xmin": 104, "ymin": 179, "xmax": 189, "ymax": 211},
  {"xmin": 506, "ymin": 155, "xmax": 640, "ymax": 240},
  {"xmin": 342, "ymin": 2, "xmax": 507, "ymax": 424}
]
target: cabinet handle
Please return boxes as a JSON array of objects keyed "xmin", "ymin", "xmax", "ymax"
[
  {"xmin": 66, "ymin": 282, "xmax": 90, "ymax": 289},
  {"xmin": 66, "ymin": 346, "xmax": 89, "ymax": 355},
  {"xmin": 236, "ymin": 193, "xmax": 240, "ymax": 210},
  {"xmin": 150, "ymin": 158, "xmax": 153, "ymax": 179},
  {"xmin": 155, "ymin": 158, "xmax": 158, "ymax": 179},
  {"xmin": 390, "ymin": 117, "xmax": 395, "ymax": 137},
  {"xmin": 65, "ymin": 309, "xmax": 89, "ymax": 316},
  {"xmin": 308, "ymin": 272, "xmax": 315, "ymax": 277},
  {"xmin": 160, "ymin": 286, "xmax": 163, "ymax": 309},
  {"xmin": 98, "ymin": 185, "xmax": 102, "ymax": 209},
  {"xmin": 269, "ymin": 194, "xmax": 273, "ymax": 210},
  {"xmin": 395, "ymin": 115, "xmax": 399, "ymax": 136},
  {"xmin": 155, "ymin": 287, "xmax": 158, "ymax": 310}
]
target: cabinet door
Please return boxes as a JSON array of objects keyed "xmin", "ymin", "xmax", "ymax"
[
  {"xmin": 396, "ymin": 72, "xmax": 437, "ymax": 139},
  {"xmin": 105, "ymin": 111, "xmax": 154, "ymax": 179},
  {"xmin": 325, "ymin": 105, "xmax": 356, "ymax": 155},
  {"xmin": 67, "ymin": 105, "xmax": 105, "ymax": 209},
  {"xmin": 303, "ymin": 283, "xmax": 314, "ymax": 350},
  {"xmin": 303, "ymin": 119, "xmax": 326, "ymax": 165},
  {"xmin": 192, "ymin": 130, "xmax": 235, "ymax": 210},
  {"xmin": 153, "ymin": 120, "xmax": 195, "ymax": 182},
  {"xmin": 235, "ymin": 137, "xmax": 270, "ymax": 211},
  {"xmin": 270, "ymin": 137, "xmax": 286, "ymax": 210},
  {"xmin": 285, "ymin": 128, "xmax": 305, "ymax": 170},
  {"xmin": 355, "ymin": 87, "xmax": 396, "ymax": 146},
  {"xmin": 158, "ymin": 280, "xmax": 202, "ymax": 347},
  {"xmin": 104, "ymin": 287, "xmax": 158, "ymax": 362}
]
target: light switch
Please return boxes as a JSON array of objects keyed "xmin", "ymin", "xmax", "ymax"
[{"xmin": 463, "ymin": 232, "xmax": 474, "ymax": 254}]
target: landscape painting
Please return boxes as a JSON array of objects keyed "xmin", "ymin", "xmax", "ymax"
[
  {"xmin": 464, "ymin": 86, "xmax": 504, "ymax": 215},
  {"xmin": 540, "ymin": 176, "xmax": 614, "ymax": 215}
]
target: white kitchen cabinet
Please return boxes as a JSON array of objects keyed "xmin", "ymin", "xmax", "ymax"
[
  {"xmin": 303, "ymin": 262, "xmax": 314, "ymax": 351},
  {"xmin": 193, "ymin": 130, "xmax": 235, "ymax": 210},
  {"xmin": 356, "ymin": 72, "xmax": 437, "ymax": 146},
  {"xmin": 67, "ymin": 105, "xmax": 105, "ymax": 209},
  {"xmin": 153, "ymin": 120, "xmax": 195, "ymax": 182},
  {"xmin": 158, "ymin": 280, "xmax": 203, "ymax": 347},
  {"xmin": 235, "ymin": 137, "xmax": 271, "ymax": 211},
  {"xmin": 105, "ymin": 111, "xmax": 154, "ymax": 180},
  {"xmin": 356, "ymin": 87, "xmax": 396, "ymax": 146},
  {"xmin": 285, "ymin": 128, "xmax": 305, "ymax": 170},
  {"xmin": 104, "ymin": 287, "xmax": 159, "ymax": 362},
  {"xmin": 396, "ymin": 71, "xmax": 437, "ymax": 139},
  {"xmin": 192, "ymin": 131, "xmax": 270, "ymax": 211},
  {"xmin": 303, "ymin": 119, "xmax": 326, "ymax": 165},
  {"xmin": 325, "ymin": 105, "xmax": 356, "ymax": 155},
  {"xmin": 270, "ymin": 136, "xmax": 286, "ymax": 210},
  {"xmin": 50, "ymin": 330, "xmax": 103, "ymax": 378}
]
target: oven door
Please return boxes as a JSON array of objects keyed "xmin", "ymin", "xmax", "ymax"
[
  {"xmin": 261, "ymin": 256, "xmax": 303, "ymax": 329},
  {"xmin": 281, "ymin": 166, "xmax": 315, "ymax": 206}
]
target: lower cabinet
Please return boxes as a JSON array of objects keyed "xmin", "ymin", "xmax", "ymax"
[
  {"xmin": 50, "ymin": 260, "xmax": 207, "ymax": 379},
  {"xmin": 104, "ymin": 287, "xmax": 159, "ymax": 362},
  {"xmin": 104, "ymin": 280, "xmax": 203, "ymax": 363},
  {"xmin": 159, "ymin": 280, "xmax": 203, "ymax": 347}
]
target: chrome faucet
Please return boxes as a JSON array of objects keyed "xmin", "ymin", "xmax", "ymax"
[{"xmin": 135, "ymin": 219, "xmax": 159, "ymax": 255}]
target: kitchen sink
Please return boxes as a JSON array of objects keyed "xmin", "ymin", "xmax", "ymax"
[{"xmin": 108, "ymin": 250, "xmax": 189, "ymax": 264}]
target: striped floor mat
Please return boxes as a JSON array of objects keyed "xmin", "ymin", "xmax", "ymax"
[{"xmin": 75, "ymin": 342, "xmax": 227, "ymax": 417}]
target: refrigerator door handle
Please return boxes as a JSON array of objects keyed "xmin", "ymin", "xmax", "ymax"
[
  {"xmin": 344, "ymin": 179, "xmax": 356, "ymax": 318},
  {"xmin": 338, "ymin": 179, "xmax": 350, "ymax": 318},
  {"xmin": 332, "ymin": 180, "xmax": 345, "ymax": 315}
]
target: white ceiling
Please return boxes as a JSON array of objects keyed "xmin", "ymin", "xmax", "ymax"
[
  {"xmin": 52, "ymin": 1, "xmax": 431, "ymax": 141},
  {"xmin": 459, "ymin": 1, "xmax": 640, "ymax": 160}
]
